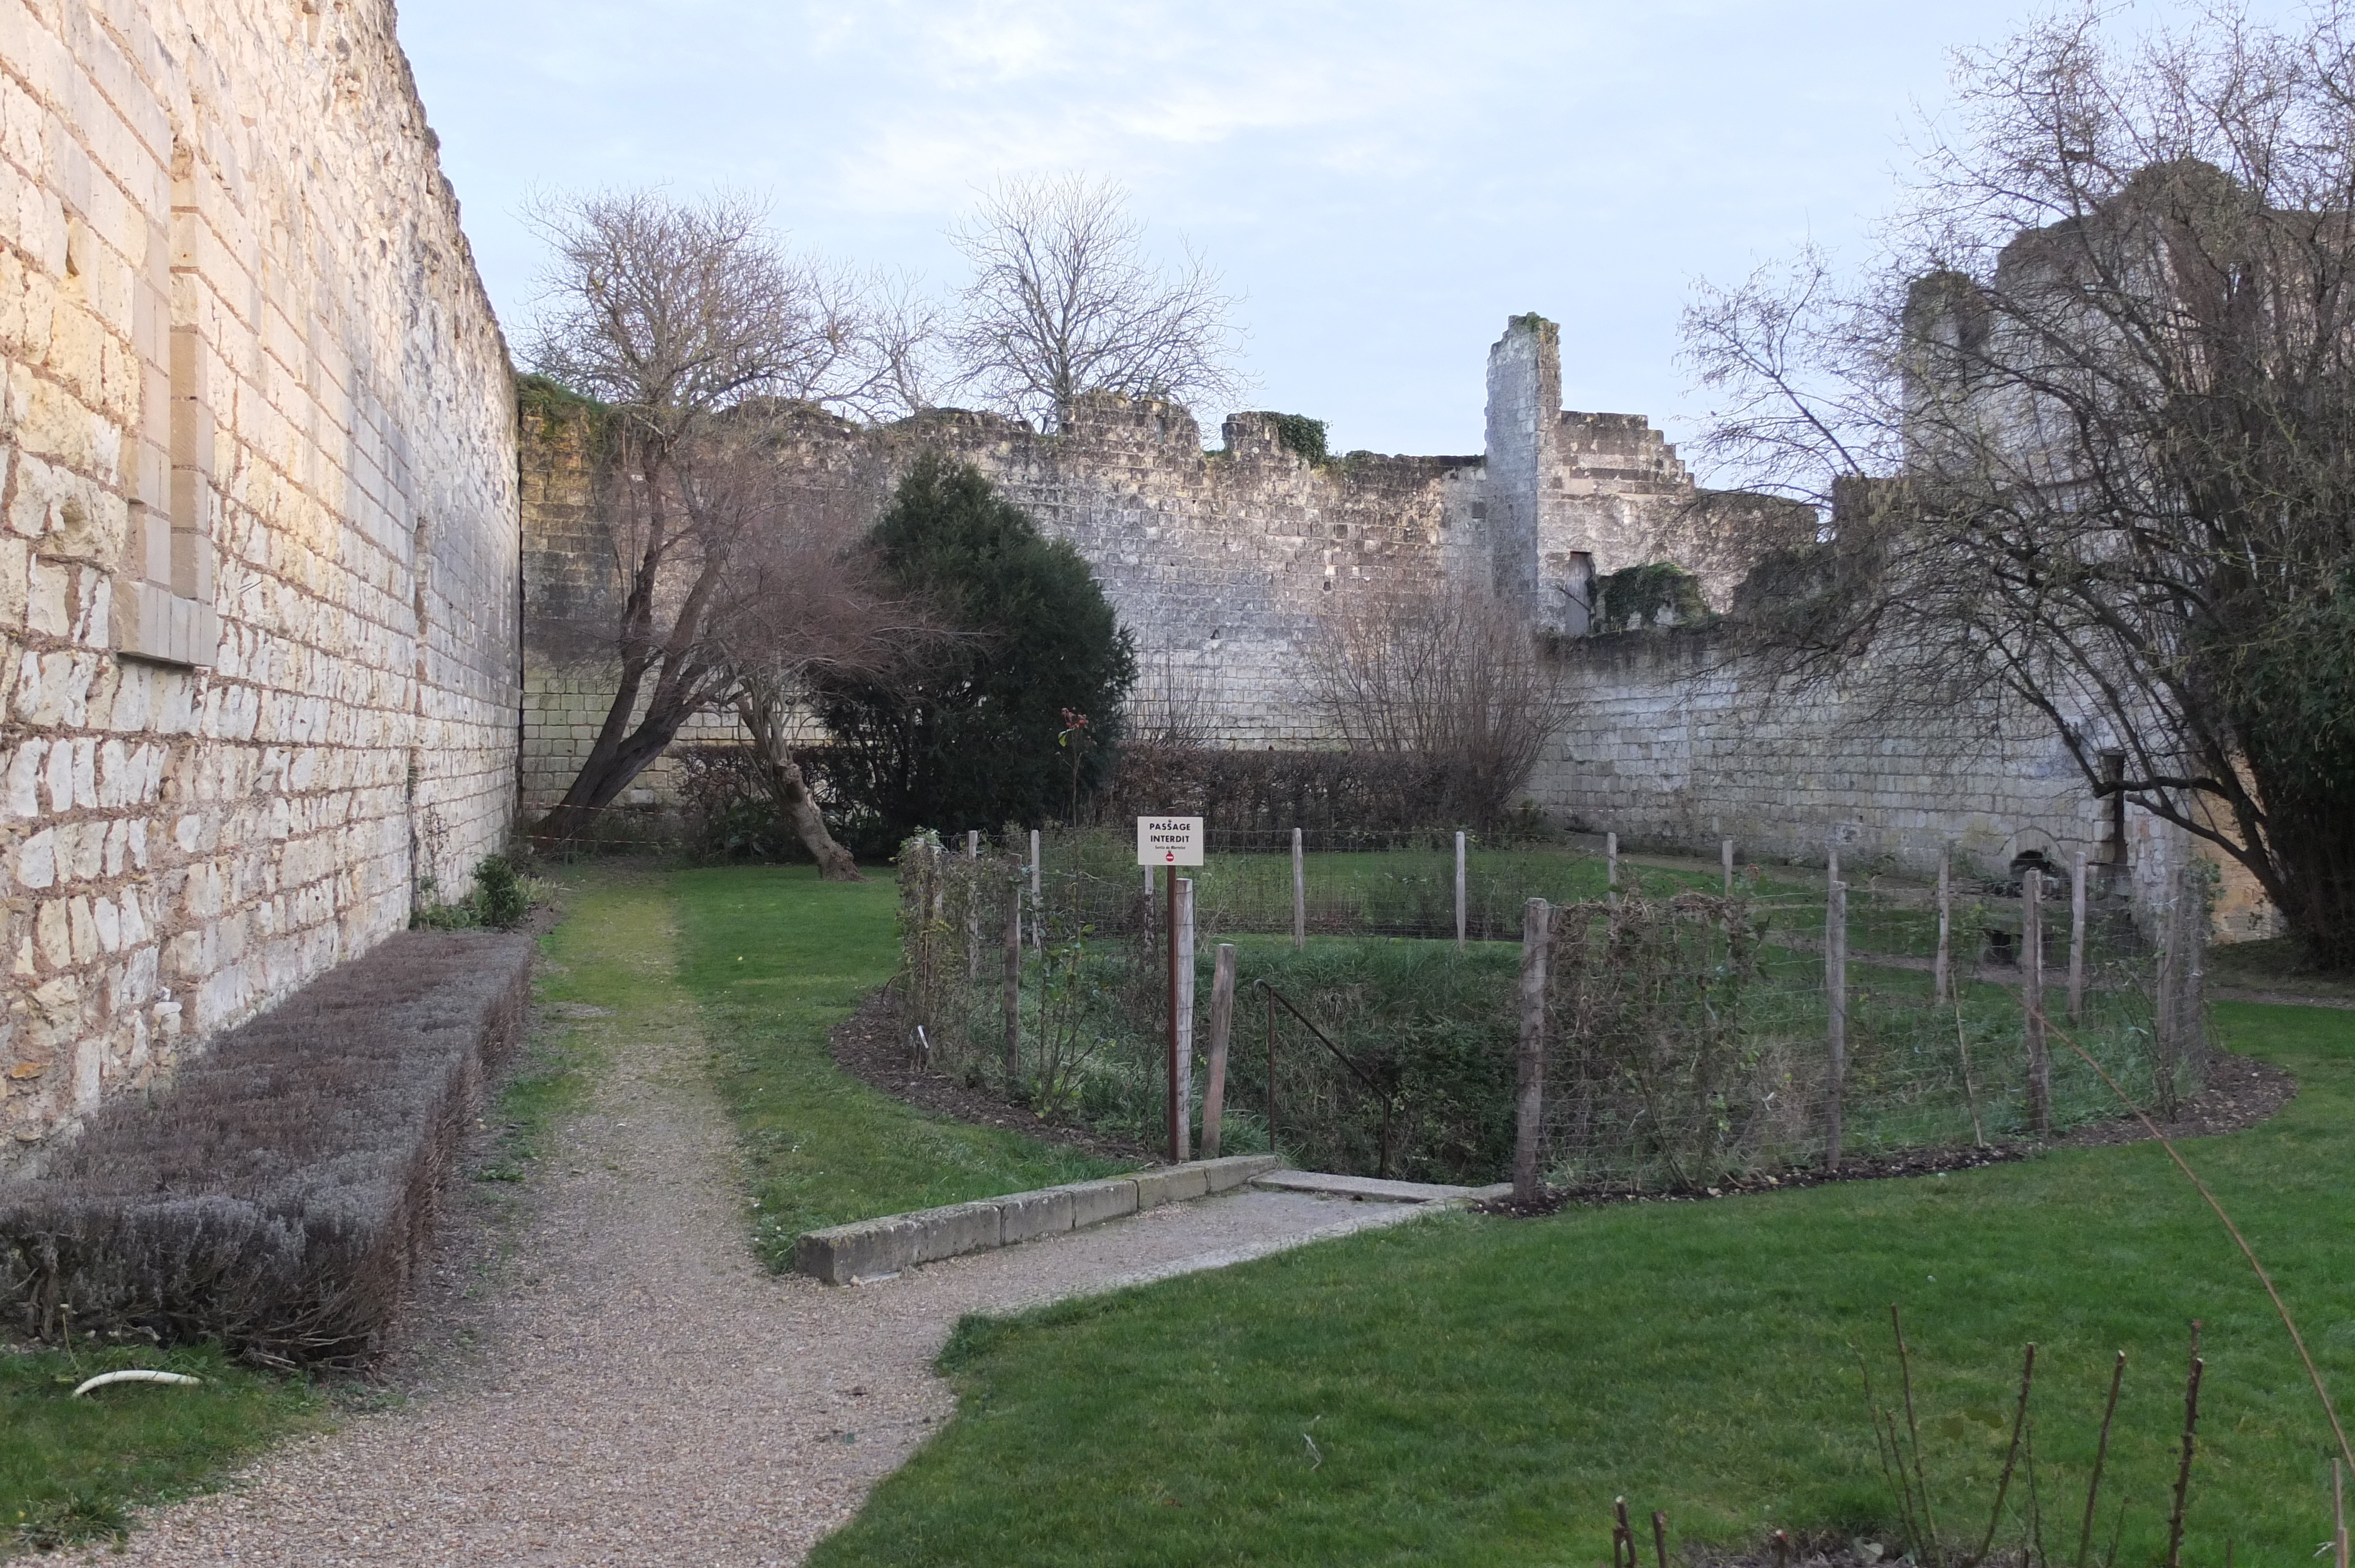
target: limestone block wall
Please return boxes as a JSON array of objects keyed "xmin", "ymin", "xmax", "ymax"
[
  {"xmin": 518, "ymin": 393, "xmax": 1489, "ymax": 809},
  {"xmin": 1527, "ymin": 627, "xmax": 2280, "ymax": 936},
  {"xmin": 0, "ymin": 0, "xmax": 518, "ymax": 1158}
]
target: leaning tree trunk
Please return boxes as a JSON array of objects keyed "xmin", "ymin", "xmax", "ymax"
[{"xmin": 739, "ymin": 694, "xmax": 863, "ymax": 882}]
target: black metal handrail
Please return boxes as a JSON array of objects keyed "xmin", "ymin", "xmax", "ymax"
[{"xmin": 1253, "ymin": 979, "xmax": 1397, "ymax": 1179}]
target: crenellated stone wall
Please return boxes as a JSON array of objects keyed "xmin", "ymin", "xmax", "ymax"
[
  {"xmin": 519, "ymin": 315, "xmax": 1798, "ymax": 813},
  {"xmin": 516, "ymin": 312, "xmax": 2264, "ymax": 938},
  {"xmin": 1, "ymin": 0, "xmax": 519, "ymax": 1160}
]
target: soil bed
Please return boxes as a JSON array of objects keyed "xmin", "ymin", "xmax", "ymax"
[{"xmin": 828, "ymin": 991, "xmax": 1156, "ymax": 1164}]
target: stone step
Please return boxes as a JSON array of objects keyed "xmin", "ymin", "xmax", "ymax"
[{"xmin": 1249, "ymin": 1170, "xmax": 1512, "ymax": 1204}]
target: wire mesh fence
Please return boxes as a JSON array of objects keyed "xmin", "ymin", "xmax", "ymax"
[{"xmin": 893, "ymin": 828, "xmax": 2210, "ymax": 1191}]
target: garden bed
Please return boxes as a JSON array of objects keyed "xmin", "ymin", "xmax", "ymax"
[{"xmin": 0, "ymin": 929, "xmax": 535, "ymax": 1367}]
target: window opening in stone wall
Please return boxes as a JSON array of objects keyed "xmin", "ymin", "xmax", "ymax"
[{"xmin": 111, "ymin": 138, "xmax": 218, "ymax": 668}]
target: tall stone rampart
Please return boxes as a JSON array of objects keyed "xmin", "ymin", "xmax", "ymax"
[
  {"xmin": 519, "ymin": 315, "xmax": 1798, "ymax": 814},
  {"xmin": 520, "ymin": 393, "xmax": 1495, "ymax": 812},
  {"xmin": 1, "ymin": 0, "xmax": 518, "ymax": 1158},
  {"xmin": 1524, "ymin": 626, "xmax": 2279, "ymax": 935}
]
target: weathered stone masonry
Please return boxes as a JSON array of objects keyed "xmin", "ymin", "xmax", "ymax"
[
  {"xmin": 520, "ymin": 316, "xmax": 2262, "ymax": 934},
  {"xmin": 1, "ymin": 0, "xmax": 518, "ymax": 1158},
  {"xmin": 520, "ymin": 317, "xmax": 1789, "ymax": 810}
]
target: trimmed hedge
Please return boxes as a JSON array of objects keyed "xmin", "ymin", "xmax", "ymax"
[
  {"xmin": 0, "ymin": 929, "xmax": 533, "ymax": 1366},
  {"xmin": 1092, "ymin": 744, "xmax": 1485, "ymax": 838}
]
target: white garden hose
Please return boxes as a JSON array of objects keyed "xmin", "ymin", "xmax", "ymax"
[{"xmin": 70, "ymin": 1370, "xmax": 203, "ymax": 1398}]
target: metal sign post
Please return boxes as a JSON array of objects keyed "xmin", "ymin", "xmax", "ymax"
[{"xmin": 1137, "ymin": 817, "xmax": 1204, "ymax": 1162}]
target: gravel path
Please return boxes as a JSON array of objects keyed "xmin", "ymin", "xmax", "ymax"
[{"xmin": 94, "ymin": 918, "xmax": 1427, "ymax": 1567}]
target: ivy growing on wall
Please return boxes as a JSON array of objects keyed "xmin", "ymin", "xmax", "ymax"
[
  {"xmin": 1594, "ymin": 562, "xmax": 1710, "ymax": 632},
  {"xmin": 1268, "ymin": 413, "xmax": 1329, "ymax": 464}
]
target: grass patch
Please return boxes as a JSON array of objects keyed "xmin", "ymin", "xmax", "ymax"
[
  {"xmin": 473, "ymin": 879, "xmax": 625, "ymax": 1184},
  {"xmin": 669, "ymin": 864, "xmax": 1133, "ymax": 1270},
  {"xmin": 812, "ymin": 1001, "xmax": 2355, "ymax": 1566},
  {"xmin": 1, "ymin": 1341, "xmax": 320, "ymax": 1556},
  {"xmin": 2207, "ymin": 935, "xmax": 2355, "ymax": 1004}
]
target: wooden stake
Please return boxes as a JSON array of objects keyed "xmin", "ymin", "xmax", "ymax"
[
  {"xmin": 1173, "ymin": 876, "xmax": 1196, "ymax": 1162},
  {"xmin": 1291, "ymin": 826, "xmax": 1305, "ymax": 951},
  {"xmin": 2336, "ymin": 1456, "xmax": 2348, "ymax": 1568},
  {"xmin": 1934, "ymin": 845, "xmax": 1952, "ymax": 1005},
  {"xmin": 1455, "ymin": 830, "xmax": 1468, "ymax": 951},
  {"xmin": 2025, "ymin": 868, "xmax": 2051, "ymax": 1138},
  {"xmin": 1265, "ymin": 981, "xmax": 1278, "ymax": 1154},
  {"xmin": 2068, "ymin": 851, "xmax": 2088, "ymax": 1024},
  {"xmin": 1204, "ymin": 944, "xmax": 1236, "ymax": 1159},
  {"xmin": 1722, "ymin": 836, "xmax": 1734, "ymax": 895},
  {"xmin": 1514, "ymin": 898, "xmax": 1551, "ymax": 1205},
  {"xmin": 1826, "ymin": 876, "xmax": 1847, "ymax": 1172},
  {"xmin": 1166, "ymin": 866, "xmax": 1180, "ymax": 1162},
  {"xmin": 966, "ymin": 830, "xmax": 981, "ymax": 981},
  {"xmin": 2157, "ymin": 862, "xmax": 2184, "ymax": 1098},
  {"xmin": 1030, "ymin": 828, "xmax": 1043, "ymax": 952},
  {"xmin": 2166, "ymin": 1320, "xmax": 2204, "ymax": 1568},
  {"xmin": 1606, "ymin": 832, "xmax": 1619, "ymax": 908},
  {"xmin": 1003, "ymin": 879, "xmax": 1021, "ymax": 1084},
  {"xmin": 2183, "ymin": 862, "xmax": 2208, "ymax": 1077}
]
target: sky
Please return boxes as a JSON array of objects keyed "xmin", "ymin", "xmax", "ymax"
[{"xmin": 396, "ymin": 0, "xmax": 2286, "ymax": 474}]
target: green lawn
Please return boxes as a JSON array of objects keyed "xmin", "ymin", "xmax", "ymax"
[
  {"xmin": 812, "ymin": 999, "xmax": 2355, "ymax": 1566},
  {"xmin": 669, "ymin": 863, "xmax": 1133, "ymax": 1268},
  {"xmin": 1, "ymin": 1331, "xmax": 324, "ymax": 1553}
]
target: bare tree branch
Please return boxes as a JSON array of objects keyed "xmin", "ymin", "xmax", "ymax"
[{"xmin": 947, "ymin": 174, "xmax": 1249, "ymax": 430}]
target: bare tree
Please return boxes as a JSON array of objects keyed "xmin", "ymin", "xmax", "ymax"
[
  {"xmin": 1682, "ymin": 4, "xmax": 2355, "ymax": 968},
  {"xmin": 712, "ymin": 476, "xmax": 953, "ymax": 880},
  {"xmin": 948, "ymin": 174, "xmax": 1246, "ymax": 430},
  {"xmin": 523, "ymin": 191, "xmax": 931, "ymax": 844},
  {"xmin": 1308, "ymin": 581, "xmax": 1571, "ymax": 828}
]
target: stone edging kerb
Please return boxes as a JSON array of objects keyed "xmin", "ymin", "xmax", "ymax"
[{"xmin": 795, "ymin": 1155, "xmax": 1283, "ymax": 1284}]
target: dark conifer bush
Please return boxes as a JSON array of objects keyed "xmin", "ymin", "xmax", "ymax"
[
  {"xmin": 813, "ymin": 454, "xmax": 1137, "ymax": 842},
  {"xmin": 0, "ymin": 929, "xmax": 533, "ymax": 1366}
]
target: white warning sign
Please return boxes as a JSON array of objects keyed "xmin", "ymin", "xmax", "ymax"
[{"xmin": 1136, "ymin": 815, "xmax": 1205, "ymax": 868}]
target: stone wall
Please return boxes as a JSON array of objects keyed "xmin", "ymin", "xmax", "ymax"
[
  {"xmin": 1525, "ymin": 627, "xmax": 2279, "ymax": 936},
  {"xmin": 519, "ymin": 315, "xmax": 1796, "ymax": 813},
  {"xmin": 1, "ymin": 0, "xmax": 518, "ymax": 1158}
]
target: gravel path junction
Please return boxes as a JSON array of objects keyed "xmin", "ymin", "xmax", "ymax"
[{"xmin": 89, "ymin": 924, "xmax": 1425, "ymax": 1567}]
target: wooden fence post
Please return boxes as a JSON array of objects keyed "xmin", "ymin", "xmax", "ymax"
[
  {"xmin": 2024, "ymin": 868, "xmax": 2051, "ymax": 1137},
  {"xmin": 1292, "ymin": 827, "xmax": 1306, "ymax": 951},
  {"xmin": 964, "ymin": 832, "xmax": 981, "ymax": 981},
  {"xmin": 1934, "ymin": 845, "xmax": 1952, "ymax": 1005},
  {"xmin": 1003, "ymin": 879, "xmax": 1022, "ymax": 1084},
  {"xmin": 1173, "ymin": 877, "xmax": 1196, "ymax": 1162},
  {"xmin": 1606, "ymin": 832, "xmax": 1619, "ymax": 908},
  {"xmin": 2067, "ymin": 852, "xmax": 2088, "ymax": 1024},
  {"xmin": 1514, "ymin": 898, "xmax": 1552, "ymax": 1205},
  {"xmin": 1722, "ymin": 837, "xmax": 1735, "ymax": 896},
  {"xmin": 1203, "ymin": 944, "xmax": 1236, "ymax": 1159},
  {"xmin": 2156, "ymin": 863, "xmax": 2182, "ymax": 1096},
  {"xmin": 2182, "ymin": 864, "xmax": 2208, "ymax": 1079},
  {"xmin": 1455, "ymin": 830, "xmax": 1468, "ymax": 951},
  {"xmin": 1030, "ymin": 828, "xmax": 1043, "ymax": 952},
  {"xmin": 1826, "ymin": 876, "xmax": 1847, "ymax": 1172}
]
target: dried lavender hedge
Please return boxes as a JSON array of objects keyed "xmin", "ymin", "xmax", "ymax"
[{"xmin": 0, "ymin": 929, "xmax": 533, "ymax": 1366}]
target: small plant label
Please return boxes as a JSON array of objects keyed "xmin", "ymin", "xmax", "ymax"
[{"xmin": 1137, "ymin": 816, "xmax": 1204, "ymax": 866}]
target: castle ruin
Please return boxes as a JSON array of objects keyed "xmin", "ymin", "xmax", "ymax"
[
  {"xmin": 0, "ymin": 0, "xmax": 518, "ymax": 1157},
  {"xmin": 0, "ymin": 0, "xmax": 2273, "ymax": 1160}
]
